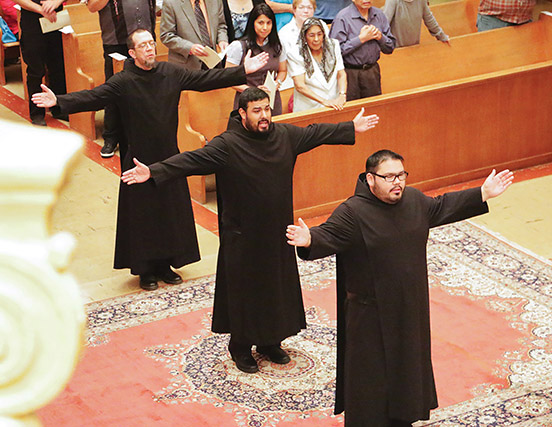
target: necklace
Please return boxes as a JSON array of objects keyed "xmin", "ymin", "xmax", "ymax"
[{"xmin": 230, "ymin": 0, "xmax": 249, "ymax": 12}]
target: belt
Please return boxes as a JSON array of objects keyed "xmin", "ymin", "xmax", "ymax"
[
  {"xmin": 346, "ymin": 291, "xmax": 376, "ymax": 305},
  {"xmin": 344, "ymin": 62, "xmax": 377, "ymax": 70}
]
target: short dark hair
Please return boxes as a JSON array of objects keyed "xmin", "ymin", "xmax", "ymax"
[
  {"xmin": 127, "ymin": 29, "xmax": 152, "ymax": 49},
  {"xmin": 238, "ymin": 87, "xmax": 270, "ymax": 111},
  {"xmin": 365, "ymin": 150, "xmax": 404, "ymax": 173}
]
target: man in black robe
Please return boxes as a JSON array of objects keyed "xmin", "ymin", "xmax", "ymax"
[
  {"xmin": 121, "ymin": 87, "xmax": 380, "ymax": 373},
  {"xmin": 32, "ymin": 29, "xmax": 269, "ymax": 291},
  {"xmin": 286, "ymin": 149, "xmax": 514, "ymax": 427}
]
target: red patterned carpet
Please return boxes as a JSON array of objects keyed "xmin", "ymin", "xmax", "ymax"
[{"xmin": 37, "ymin": 222, "xmax": 552, "ymax": 426}]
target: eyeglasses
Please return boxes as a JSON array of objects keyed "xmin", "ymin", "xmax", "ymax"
[
  {"xmin": 134, "ymin": 40, "xmax": 156, "ymax": 50},
  {"xmin": 370, "ymin": 171, "xmax": 409, "ymax": 182}
]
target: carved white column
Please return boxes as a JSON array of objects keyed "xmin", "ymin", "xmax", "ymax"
[{"xmin": 0, "ymin": 120, "xmax": 85, "ymax": 426}]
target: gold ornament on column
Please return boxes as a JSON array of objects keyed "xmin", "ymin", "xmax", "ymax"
[{"xmin": 0, "ymin": 120, "xmax": 85, "ymax": 426}]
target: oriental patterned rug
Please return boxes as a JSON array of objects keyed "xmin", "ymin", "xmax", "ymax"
[{"xmin": 38, "ymin": 221, "xmax": 552, "ymax": 427}]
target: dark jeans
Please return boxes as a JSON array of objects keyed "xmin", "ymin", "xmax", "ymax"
[
  {"xmin": 476, "ymin": 14, "xmax": 530, "ymax": 32},
  {"xmin": 102, "ymin": 44, "xmax": 128, "ymax": 154},
  {"xmin": 20, "ymin": 12, "xmax": 66, "ymax": 120},
  {"xmin": 345, "ymin": 63, "xmax": 381, "ymax": 101}
]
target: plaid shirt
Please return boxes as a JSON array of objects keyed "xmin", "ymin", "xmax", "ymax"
[{"xmin": 478, "ymin": 0, "xmax": 536, "ymax": 24}]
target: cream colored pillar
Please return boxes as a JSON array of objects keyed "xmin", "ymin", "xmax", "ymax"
[{"xmin": 0, "ymin": 120, "xmax": 85, "ymax": 426}]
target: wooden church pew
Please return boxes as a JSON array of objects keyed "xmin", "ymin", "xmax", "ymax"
[
  {"xmin": 178, "ymin": 0, "xmax": 480, "ymax": 146},
  {"xmin": 282, "ymin": 14, "xmax": 552, "ymax": 218},
  {"xmin": 178, "ymin": 13, "xmax": 552, "ymax": 212}
]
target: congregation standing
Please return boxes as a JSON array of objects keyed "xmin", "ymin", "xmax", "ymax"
[{"xmin": 23, "ymin": 0, "xmax": 529, "ymax": 425}]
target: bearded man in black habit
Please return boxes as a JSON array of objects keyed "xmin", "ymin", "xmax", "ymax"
[
  {"xmin": 32, "ymin": 29, "xmax": 269, "ymax": 292},
  {"xmin": 121, "ymin": 87, "xmax": 379, "ymax": 373},
  {"xmin": 286, "ymin": 149, "xmax": 514, "ymax": 427}
]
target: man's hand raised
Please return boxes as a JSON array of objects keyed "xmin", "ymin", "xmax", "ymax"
[
  {"xmin": 481, "ymin": 169, "xmax": 514, "ymax": 202},
  {"xmin": 31, "ymin": 84, "xmax": 57, "ymax": 108},
  {"xmin": 121, "ymin": 158, "xmax": 151, "ymax": 185},
  {"xmin": 352, "ymin": 108, "xmax": 379, "ymax": 133},
  {"xmin": 243, "ymin": 50, "xmax": 269, "ymax": 75},
  {"xmin": 286, "ymin": 218, "xmax": 311, "ymax": 248}
]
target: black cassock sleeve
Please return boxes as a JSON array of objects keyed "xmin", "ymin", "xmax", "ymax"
[
  {"xmin": 175, "ymin": 63, "xmax": 247, "ymax": 92},
  {"xmin": 288, "ymin": 121, "xmax": 356, "ymax": 155},
  {"xmin": 297, "ymin": 202, "xmax": 357, "ymax": 260},
  {"xmin": 427, "ymin": 187, "xmax": 489, "ymax": 228},
  {"xmin": 149, "ymin": 137, "xmax": 229, "ymax": 184},
  {"xmin": 56, "ymin": 77, "xmax": 122, "ymax": 115}
]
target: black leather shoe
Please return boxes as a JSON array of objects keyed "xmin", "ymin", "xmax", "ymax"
[
  {"xmin": 139, "ymin": 274, "xmax": 158, "ymax": 291},
  {"xmin": 157, "ymin": 268, "xmax": 183, "ymax": 285},
  {"xmin": 256, "ymin": 345, "xmax": 291, "ymax": 364},
  {"xmin": 31, "ymin": 116, "xmax": 47, "ymax": 126},
  {"xmin": 230, "ymin": 350, "xmax": 259, "ymax": 373}
]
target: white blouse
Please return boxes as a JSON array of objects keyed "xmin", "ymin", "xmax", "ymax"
[{"xmin": 286, "ymin": 38, "xmax": 344, "ymax": 112}]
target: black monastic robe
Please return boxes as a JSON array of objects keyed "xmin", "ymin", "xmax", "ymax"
[
  {"xmin": 149, "ymin": 113, "xmax": 356, "ymax": 345},
  {"xmin": 298, "ymin": 174, "xmax": 489, "ymax": 425},
  {"xmin": 55, "ymin": 60, "xmax": 247, "ymax": 274}
]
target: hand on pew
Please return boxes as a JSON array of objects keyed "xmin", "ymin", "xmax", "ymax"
[
  {"xmin": 31, "ymin": 84, "xmax": 57, "ymax": 108},
  {"xmin": 122, "ymin": 158, "xmax": 151, "ymax": 185},
  {"xmin": 352, "ymin": 108, "xmax": 380, "ymax": 133}
]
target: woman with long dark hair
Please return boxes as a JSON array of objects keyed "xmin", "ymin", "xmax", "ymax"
[{"xmin": 226, "ymin": 3, "xmax": 287, "ymax": 115}]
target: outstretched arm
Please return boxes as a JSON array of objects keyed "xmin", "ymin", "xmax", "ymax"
[
  {"xmin": 287, "ymin": 204, "xmax": 357, "ymax": 260},
  {"xmin": 427, "ymin": 169, "xmax": 514, "ymax": 228},
  {"xmin": 123, "ymin": 137, "xmax": 229, "ymax": 185},
  {"xmin": 293, "ymin": 108, "xmax": 379, "ymax": 155},
  {"xmin": 481, "ymin": 169, "xmax": 514, "ymax": 202}
]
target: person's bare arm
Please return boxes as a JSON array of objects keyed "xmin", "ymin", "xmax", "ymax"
[
  {"xmin": 12, "ymin": 0, "xmax": 44, "ymax": 15},
  {"xmin": 87, "ymin": 0, "xmax": 109, "ymax": 13},
  {"xmin": 265, "ymin": 0, "xmax": 292, "ymax": 13}
]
